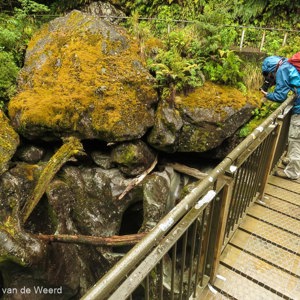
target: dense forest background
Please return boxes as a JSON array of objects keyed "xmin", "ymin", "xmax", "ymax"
[{"xmin": 0, "ymin": 0, "xmax": 299, "ymax": 112}]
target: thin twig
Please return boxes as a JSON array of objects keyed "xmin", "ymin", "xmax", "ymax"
[{"xmin": 118, "ymin": 156, "xmax": 158, "ymax": 200}]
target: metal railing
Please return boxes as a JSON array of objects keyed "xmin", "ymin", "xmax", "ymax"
[{"xmin": 81, "ymin": 96, "xmax": 294, "ymax": 300}]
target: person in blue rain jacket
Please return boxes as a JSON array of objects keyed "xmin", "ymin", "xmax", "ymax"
[{"xmin": 261, "ymin": 55, "xmax": 300, "ymax": 180}]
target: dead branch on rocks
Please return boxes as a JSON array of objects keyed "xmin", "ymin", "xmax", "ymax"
[
  {"xmin": 118, "ymin": 156, "xmax": 158, "ymax": 200},
  {"xmin": 167, "ymin": 162, "xmax": 207, "ymax": 179},
  {"xmin": 37, "ymin": 232, "xmax": 146, "ymax": 247}
]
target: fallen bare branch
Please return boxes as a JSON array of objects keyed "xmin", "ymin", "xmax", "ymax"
[
  {"xmin": 37, "ymin": 232, "xmax": 146, "ymax": 247},
  {"xmin": 167, "ymin": 162, "xmax": 207, "ymax": 179},
  {"xmin": 118, "ymin": 156, "xmax": 158, "ymax": 200}
]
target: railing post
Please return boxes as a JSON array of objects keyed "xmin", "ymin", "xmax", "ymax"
[
  {"xmin": 207, "ymin": 176, "xmax": 234, "ymax": 283},
  {"xmin": 282, "ymin": 32, "xmax": 288, "ymax": 46},
  {"xmin": 239, "ymin": 28, "xmax": 246, "ymax": 51},
  {"xmin": 260, "ymin": 30, "xmax": 266, "ymax": 52},
  {"xmin": 257, "ymin": 119, "xmax": 284, "ymax": 199}
]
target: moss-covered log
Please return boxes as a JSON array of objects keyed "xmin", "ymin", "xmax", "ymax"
[{"xmin": 21, "ymin": 136, "xmax": 85, "ymax": 223}]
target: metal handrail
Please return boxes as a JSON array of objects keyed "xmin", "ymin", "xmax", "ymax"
[{"xmin": 81, "ymin": 95, "xmax": 295, "ymax": 300}]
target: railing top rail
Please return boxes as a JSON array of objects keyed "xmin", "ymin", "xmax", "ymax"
[
  {"xmin": 81, "ymin": 95, "xmax": 295, "ymax": 300},
  {"xmin": 12, "ymin": 12, "xmax": 300, "ymax": 33}
]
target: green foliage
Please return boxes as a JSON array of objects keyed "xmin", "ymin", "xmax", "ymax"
[
  {"xmin": 47, "ymin": 0, "xmax": 91, "ymax": 13},
  {"xmin": 239, "ymin": 100, "xmax": 280, "ymax": 137},
  {"xmin": 14, "ymin": 0, "xmax": 50, "ymax": 17},
  {"xmin": 242, "ymin": 61, "xmax": 262, "ymax": 91},
  {"xmin": 0, "ymin": 0, "xmax": 50, "ymax": 109},
  {"xmin": 227, "ymin": 0, "xmax": 300, "ymax": 26},
  {"xmin": 148, "ymin": 49, "xmax": 204, "ymax": 98},
  {"xmin": 275, "ymin": 35, "xmax": 300, "ymax": 58},
  {"xmin": 0, "ymin": 51, "xmax": 18, "ymax": 106},
  {"xmin": 204, "ymin": 50, "xmax": 245, "ymax": 89}
]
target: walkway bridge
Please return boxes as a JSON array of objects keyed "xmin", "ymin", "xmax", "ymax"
[{"xmin": 81, "ymin": 95, "xmax": 299, "ymax": 300}]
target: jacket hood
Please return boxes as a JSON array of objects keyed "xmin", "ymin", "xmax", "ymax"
[{"xmin": 262, "ymin": 56, "xmax": 284, "ymax": 74}]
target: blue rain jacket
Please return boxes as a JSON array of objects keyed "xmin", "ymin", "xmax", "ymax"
[{"xmin": 262, "ymin": 56, "xmax": 300, "ymax": 114}]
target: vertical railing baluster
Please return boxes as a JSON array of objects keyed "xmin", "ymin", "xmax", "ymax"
[
  {"xmin": 159, "ymin": 259, "xmax": 164, "ymax": 300},
  {"xmin": 282, "ymin": 32, "xmax": 288, "ymax": 46},
  {"xmin": 179, "ymin": 231, "xmax": 188, "ymax": 300},
  {"xmin": 170, "ymin": 243, "xmax": 177, "ymax": 300},
  {"xmin": 145, "ymin": 275, "xmax": 150, "ymax": 300},
  {"xmin": 186, "ymin": 221, "xmax": 198, "ymax": 298},
  {"xmin": 193, "ymin": 214, "xmax": 205, "ymax": 297},
  {"xmin": 239, "ymin": 28, "xmax": 246, "ymax": 51},
  {"xmin": 260, "ymin": 30, "xmax": 266, "ymax": 52}
]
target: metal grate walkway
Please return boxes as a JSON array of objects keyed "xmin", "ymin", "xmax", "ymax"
[{"xmin": 198, "ymin": 169, "xmax": 300, "ymax": 300}]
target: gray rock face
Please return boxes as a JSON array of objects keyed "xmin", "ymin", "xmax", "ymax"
[
  {"xmin": 82, "ymin": 1, "xmax": 126, "ymax": 23},
  {"xmin": 0, "ymin": 152, "xmax": 191, "ymax": 296},
  {"xmin": 147, "ymin": 83, "xmax": 257, "ymax": 152}
]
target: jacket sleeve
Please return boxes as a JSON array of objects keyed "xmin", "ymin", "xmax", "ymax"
[
  {"xmin": 266, "ymin": 67, "xmax": 291, "ymax": 102},
  {"xmin": 289, "ymin": 67, "xmax": 300, "ymax": 88}
]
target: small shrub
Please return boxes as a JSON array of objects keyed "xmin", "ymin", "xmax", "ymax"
[
  {"xmin": 0, "ymin": 51, "xmax": 19, "ymax": 102},
  {"xmin": 203, "ymin": 49, "xmax": 245, "ymax": 89},
  {"xmin": 239, "ymin": 100, "xmax": 280, "ymax": 137}
]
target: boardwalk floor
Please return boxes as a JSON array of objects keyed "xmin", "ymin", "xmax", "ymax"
[{"xmin": 198, "ymin": 172, "xmax": 300, "ymax": 300}]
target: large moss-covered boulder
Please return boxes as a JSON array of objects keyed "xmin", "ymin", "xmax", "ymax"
[
  {"xmin": 0, "ymin": 110, "xmax": 19, "ymax": 175},
  {"xmin": 8, "ymin": 10, "xmax": 157, "ymax": 141},
  {"xmin": 148, "ymin": 82, "xmax": 260, "ymax": 153}
]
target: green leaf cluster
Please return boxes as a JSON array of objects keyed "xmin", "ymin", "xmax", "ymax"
[
  {"xmin": 0, "ymin": 0, "xmax": 50, "ymax": 110},
  {"xmin": 148, "ymin": 50, "xmax": 204, "ymax": 96},
  {"xmin": 203, "ymin": 50, "xmax": 245, "ymax": 90},
  {"xmin": 239, "ymin": 100, "xmax": 280, "ymax": 137}
]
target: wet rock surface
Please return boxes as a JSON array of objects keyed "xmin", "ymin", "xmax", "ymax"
[{"xmin": 0, "ymin": 142, "xmax": 190, "ymax": 297}]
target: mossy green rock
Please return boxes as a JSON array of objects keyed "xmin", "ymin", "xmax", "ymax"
[
  {"xmin": 111, "ymin": 140, "xmax": 156, "ymax": 176},
  {"xmin": 0, "ymin": 110, "xmax": 19, "ymax": 175},
  {"xmin": 148, "ymin": 82, "xmax": 261, "ymax": 154},
  {"xmin": 8, "ymin": 10, "xmax": 157, "ymax": 141}
]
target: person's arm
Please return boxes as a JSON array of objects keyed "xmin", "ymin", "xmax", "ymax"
[{"xmin": 265, "ymin": 67, "xmax": 291, "ymax": 102}]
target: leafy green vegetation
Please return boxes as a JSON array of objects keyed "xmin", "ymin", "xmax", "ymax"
[
  {"xmin": 203, "ymin": 50, "xmax": 245, "ymax": 90},
  {"xmin": 0, "ymin": 0, "xmax": 299, "ymax": 114},
  {"xmin": 239, "ymin": 100, "xmax": 280, "ymax": 137},
  {"xmin": 0, "ymin": 0, "xmax": 50, "ymax": 110}
]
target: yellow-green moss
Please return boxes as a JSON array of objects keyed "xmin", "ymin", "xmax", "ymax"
[
  {"xmin": 8, "ymin": 11, "xmax": 156, "ymax": 139},
  {"xmin": 175, "ymin": 81, "xmax": 261, "ymax": 119},
  {"xmin": 0, "ymin": 111, "xmax": 19, "ymax": 173}
]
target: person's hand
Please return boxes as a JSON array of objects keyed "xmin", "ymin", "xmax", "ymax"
[{"xmin": 260, "ymin": 89, "xmax": 268, "ymax": 97}]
